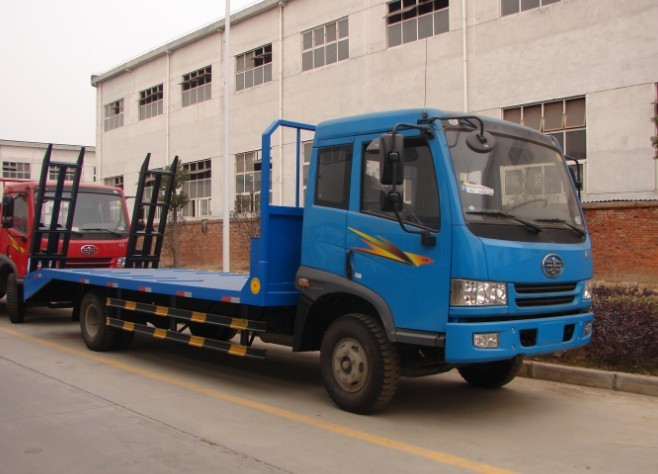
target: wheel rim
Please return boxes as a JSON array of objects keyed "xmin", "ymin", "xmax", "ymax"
[
  {"xmin": 84, "ymin": 304, "xmax": 100, "ymax": 338},
  {"xmin": 332, "ymin": 337, "xmax": 368, "ymax": 392}
]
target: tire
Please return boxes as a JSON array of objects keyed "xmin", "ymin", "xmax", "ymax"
[
  {"xmin": 320, "ymin": 313, "xmax": 400, "ymax": 414},
  {"xmin": 458, "ymin": 356, "xmax": 522, "ymax": 389},
  {"xmin": 80, "ymin": 291, "xmax": 116, "ymax": 351},
  {"xmin": 189, "ymin": 322, "xmax": 238, "ymax": 341},
  {"xmin": 7, "ymin": 273, "xmax": 25, "ymax": 324}
]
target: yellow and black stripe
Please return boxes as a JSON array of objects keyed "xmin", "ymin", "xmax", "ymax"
[
  {"xmin": 106, "ymin": 298, "xmax": 267, "ymax": 333},
  {"xmin": 106, "ymin": 317, "xmax": 266, "ymax": 359}
]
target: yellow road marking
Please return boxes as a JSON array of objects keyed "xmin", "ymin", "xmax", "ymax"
[{"xmin": 0, "ymin": 326, "xmax": 517, "ymax": 474}]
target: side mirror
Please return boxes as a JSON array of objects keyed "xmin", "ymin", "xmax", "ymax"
[
  {"xmin": 2, "ymin": 195, "xmax": 14, "ymax": 228},
  {"xmin": 379, "ymin": 133, "xmax": 404, "ymax": 185}
]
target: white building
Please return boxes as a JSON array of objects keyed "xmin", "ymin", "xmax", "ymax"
[
  {"xmin": 90, "ymin": 0, "xmax": 658, "ymax": 220},
  {"xmin": 0, "ymin": 140, "xmax": 97, "ymax": 190}
]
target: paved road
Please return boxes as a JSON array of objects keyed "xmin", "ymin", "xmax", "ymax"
[{"xmin": 1, "ymin": 307, "xmax": 656, "ymax": 474}]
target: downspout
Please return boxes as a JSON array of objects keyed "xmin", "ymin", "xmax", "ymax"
[
  {"xmin": 223, "ymin": 1, "xmax": 231, "ymax": 272},
  {"xmin": 96, "ymin": 81, "xmax": 102, "ymax": 182},
  {"xmin": 166, "ymin": 50, "xmax": 171, "ymax": 167},
  {"xmin": 462, "ymin": 0, "xmax": 469, "ymax": 112},
  {"xmin": 278, "ymin": 1, "xmax": 286, "ymax": 204}
]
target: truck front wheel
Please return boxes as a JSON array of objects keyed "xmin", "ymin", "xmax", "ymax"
[
  {"xmin": 7, "ymin": 273, "xmax": 25, "ymax": 324},
  {"xmin": 458, "ymin": 356, "xmax": 522, "ymax": 389},
  {"xmin": 80, "ymin": 291, "xmax": 116, "ymax": 351},
  {"xmin": 320, "ymin": 313, "xmax": 400, "ymax": 414}
]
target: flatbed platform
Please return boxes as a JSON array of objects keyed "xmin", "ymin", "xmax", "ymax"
[{"xmin": 24, "ymin": 268, "xmax": 267, "ymax": 305}]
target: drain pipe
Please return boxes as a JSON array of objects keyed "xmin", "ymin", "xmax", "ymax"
[{"xmin": 462, "ymin": 0, "xmax": 469, "ymax": 112}]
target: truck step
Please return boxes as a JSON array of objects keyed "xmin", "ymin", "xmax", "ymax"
[
  {"xmin": 106, "ymin": 298, "xmax": 267, "ymax": 332},
  {"xmin": 106, "ymin": 317, "xmax": 266, "ymax": 359}
]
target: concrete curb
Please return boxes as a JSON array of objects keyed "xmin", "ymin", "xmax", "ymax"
[{"xmin": 519, "ymin": 361, "xmax": 658, "ymax": 397}]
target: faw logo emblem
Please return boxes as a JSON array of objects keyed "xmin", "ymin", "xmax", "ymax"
[{"xmin": 80, "ymin": 244, "xmax": 98, "ymax": 256}]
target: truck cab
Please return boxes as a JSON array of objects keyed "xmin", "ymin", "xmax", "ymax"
[
  {"xmin": 296, "ymin": 109, "xmax": 593, "ymax": 411},
  {"xmin": 0, "ymin": 180, "xmax": 130, "ymax": 321}
]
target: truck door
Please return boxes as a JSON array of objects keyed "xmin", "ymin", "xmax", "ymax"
[
  {"xmin": 1, "ymin": 193, "xmax": 31, "ymax": 277},
  {"xmin": 301, "ymin": 139, "xmax": 354, "ymax": 276},
  {"xmin": 345, "ymin": 134, "xmax": 452, "ymax": 333}
]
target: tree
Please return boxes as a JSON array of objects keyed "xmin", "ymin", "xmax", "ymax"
[
  {"xmin": 163, "ymin": 160, "xmax": 189, "ymax": 267},
  {"xmin": 230, "ymin": 192, "xmax": 260, "ymax": 269}
]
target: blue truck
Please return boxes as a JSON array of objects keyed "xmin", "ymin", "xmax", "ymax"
[{"xmin": 23, "ymin": 109, "xmax": 594, "ymax": 413}]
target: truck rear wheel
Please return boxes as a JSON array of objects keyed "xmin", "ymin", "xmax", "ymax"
[
  {"xmin": 80, "ymin": 291, "xmax": 116, "ymax": 351},
  {"xmin": 320, "ymin": 313, "xmax": 400, "ymax": 414},
  {"xmin": 458, "ymin": 356, "xmax": 522, "ymax": 389},
  {"xmin": 7, "ymin": 273, "xmax": 25, "ymax": 324}
]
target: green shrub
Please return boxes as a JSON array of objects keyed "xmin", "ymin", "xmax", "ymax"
[{"xmin": 539, "ymin": 285, "xmax": 658, "ymax": 375}]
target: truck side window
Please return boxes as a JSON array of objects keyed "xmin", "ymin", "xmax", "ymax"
[
  {"xmin": 13, "ymin": 196, "xmax": 29, "ymax": 235},
  {"xmin": 361, "ymin": 137, "xmax": 440, "ymax": 230},
  {"xmin": 314, "ymin": 145, "xmax": 352, "ymax": 210}
]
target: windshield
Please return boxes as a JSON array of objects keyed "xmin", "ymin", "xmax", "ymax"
[
  {"xmin": 445, "ymin": 126, "xmax": 584, "ymax": 237},
  {"xmin": 40, "ymin": 190, "xmax": 128, "ymax": 235}
]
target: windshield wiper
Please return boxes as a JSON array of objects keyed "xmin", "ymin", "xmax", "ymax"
[
  {"xmin": 466, "ymin": 211, "xmax": 542, "ymax": 233},
  {"xmin": 534, "ymin": 218, "xmax": 586, "ymax": 237},
  {"xmin": 80, "ymin": 227, "xmax": 125, "ymax": 237}
]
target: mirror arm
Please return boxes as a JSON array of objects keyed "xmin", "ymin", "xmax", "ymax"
[{"xmin": 391, "ymin": 206, "xmax": 437, "ymax": 247}]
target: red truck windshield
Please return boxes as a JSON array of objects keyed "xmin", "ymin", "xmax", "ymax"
[{"xmin": 40, "ymin": 189, "xmax": 128, "ymax": 238}]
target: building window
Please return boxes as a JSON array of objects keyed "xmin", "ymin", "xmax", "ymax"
[
  {"xmin": 501, "ymin": 0, "xmax": 561, "ymax": 17},
  {"xmin": 2, "ymin": 162, "xmax": 30, "ymax": 179},
  {"xmin": 235, "ymin": 150, "xmax": 265, "ymax": 213},
  {"xmin": 387, "ymin": 0, "xmax": 449, "ymax": 48},
  {"xmin": 302, "ymin": 18, "xmax": 349, "ymax": 72},
  {"xmin": 49, "ymin": 169, "xmax": 76, "ymax": 181},
  {"xmin": 104, "ymin": 175, "xmax": 124, "ymax": 189},
  {"xmin": 503, "ymin": 97, "xmax": 586, "ymax": 185},
  {"xmin": 104, "ymin": 99, "xmax": 124, "ymax": 131},
  {"xmin": 236, "ymin": 45, "xmax": 272, "ymax": 91},
  {"xmin": 182, "ymin": 66, "xmax": 212, "ymax": 107},
  {"xmin": 183, "ymin": 159, "xmax": 211, "ymax": 217},
  {"xmin": 139, "ymin": 84, "xmax": 164, "ymax": 120}
]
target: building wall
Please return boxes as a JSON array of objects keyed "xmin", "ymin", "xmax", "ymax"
[
  {"xmin": 92, "ymin": 0, "xmax": 658, "ymax": 210},
  {"xmin": 92, "ymin": 0, "xmax": 658, "ymax": 281},
  {"xmin": 0, "ymin": 140, "xmax": 97, "ymax": 187}
]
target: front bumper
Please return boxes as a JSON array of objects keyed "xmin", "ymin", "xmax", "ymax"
[{"xmin": 444, "ymin": 312, "xmax": 593, "ymax": 364}]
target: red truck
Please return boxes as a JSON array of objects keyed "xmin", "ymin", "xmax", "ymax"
[{"xmin": 0, "ymin": 145, "xmax": 131, "ymax": 323}]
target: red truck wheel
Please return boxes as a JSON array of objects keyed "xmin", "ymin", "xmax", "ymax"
[
  {"xmin": 320, "ymin": 313, "xmax": 400, "ymax": 414},
  {"xmin": 7, "ymin": 273, "xmax": 25, "ymax": 324},
  {"xmin": 80, "ymin": 291, "xmax": 116, "ymax": 351}
]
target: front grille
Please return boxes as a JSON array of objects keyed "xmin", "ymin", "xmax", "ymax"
[
  {"xmin": 516, "ymin": 296, "xmax": 574, "ymax": 307},
  {"xmin": 513, "ymin": 282, "xmax": 577, "ymax": 308},
  {"xmin": 66, "ymin": 259, "xmax": 113, "ymax": 269},
  {"xmin": 515, "ymin": 282, "xmax": 577, "ymax": 294}
]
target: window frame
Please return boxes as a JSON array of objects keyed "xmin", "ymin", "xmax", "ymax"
[
  {"xmin": 314, "ymin": 144, "xmax": 353, "ymax": 210},
  {"xmin": 183, "ymin": 159, "xmax": 212, "ymax": 218},
  {"xmin": 386, "ymin": 0, "xmax": 450, "ymax": 48},
  {"xmin": 182, "ymin": 66, "xmax": 212, "ymax": 107},
  {"xmin": 501, "ymin": 0, "xmax": 561, "ymax": 17},
  {"xmin": 301, "ymin": 18, "xmax": 349, "ymax": 72},
  {"xmin": 104, "ymin": 99, "xmax": 124, "ymax": 131},
  {"xmin": 2, "ymin": 162, "xmax": 30, "ymax": 179},
  {"xmin": 139, "ymin": 84, "xmax": 164, "ymax": 120},
  {"xmin": 235, "ymin": 44, "xmax": 273, "ymax": 92}
]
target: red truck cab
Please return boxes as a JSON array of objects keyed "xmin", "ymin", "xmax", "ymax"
[{"xmin": 0, "ymin": 180, "xmax": 130, "ymax": 321}]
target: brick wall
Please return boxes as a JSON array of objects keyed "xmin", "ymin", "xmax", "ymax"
[
  {"xmin": 583, "ymin": 202, "xmax": 658, "ymax": 286},
  {"xmin": 163, "ymin": 202, "xmax": 658, "ymax": 286}
]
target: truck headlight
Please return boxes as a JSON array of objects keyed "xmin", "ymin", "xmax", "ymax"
[
  {"xmin": 451, "ymin": 279, "xmax": 507, "ymax": 306},
  {"xmin": 116, "ymin": 257, "xmax": 126, "ymax": 268},
  {"xmin": 583, "ymin": 279, "xmax": 593, "ymax": 301}
]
